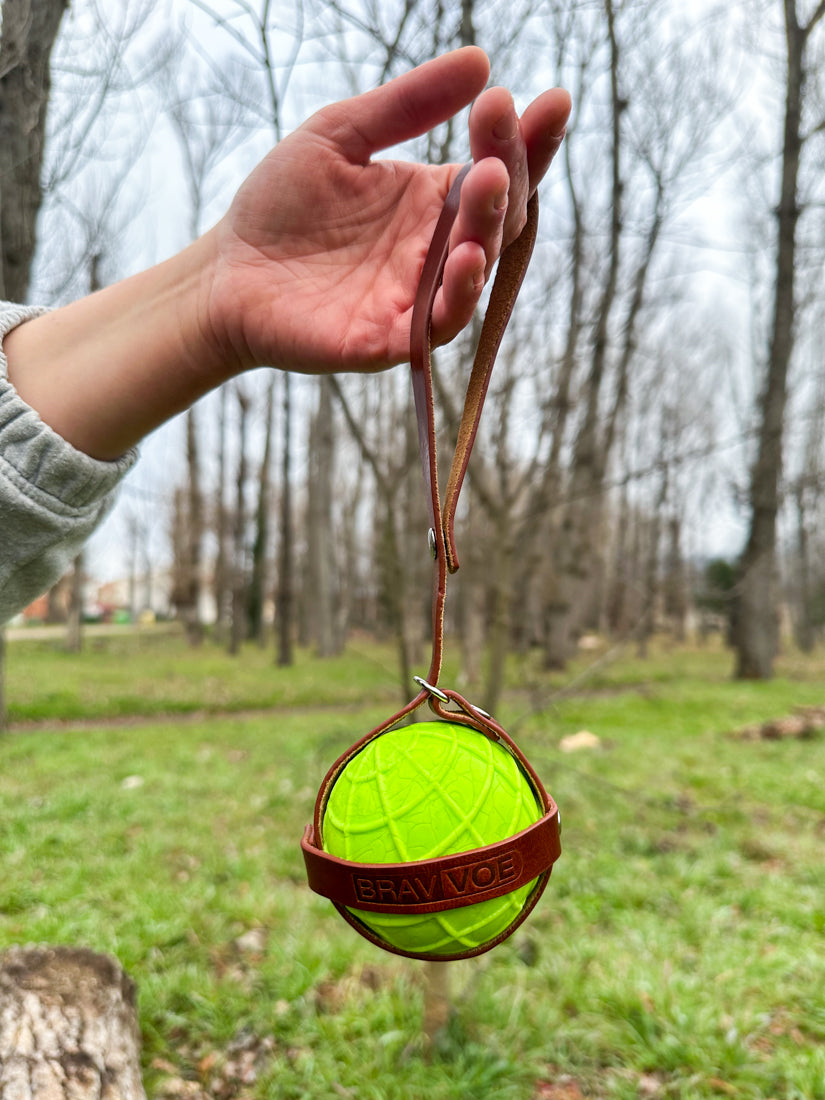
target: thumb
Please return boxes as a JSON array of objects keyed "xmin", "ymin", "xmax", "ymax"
[{"xmin": 304, "ymin": 47, "xmax": 491, "ymax": 165}]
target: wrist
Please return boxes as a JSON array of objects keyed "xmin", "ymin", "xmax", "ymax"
[
  {"xmin": 195, "ymin": 215, "xmax": 283, "ymax": 379},
  {"xmin": 4, "ymin": 231, "xmax": 232, "ymax": 460}
]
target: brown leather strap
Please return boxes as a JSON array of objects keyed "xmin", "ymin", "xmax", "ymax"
[
  {"xmin": 410, "ymin": 163, "xmax": 471, "ymax": 546},
  {"xmin": 410, "ymin": 169, "xmax": 538, "ymax": 575},
  {"xmin": 441, "ymin": 193, "xmax": 538, "ymax": 572},
  {"xmin": 409, "ymin": 166, "xmax": 538, "ymax": 687},
  {"xmin": 301, "ymin": 807, "xmax": 560, "ymax": 915}
]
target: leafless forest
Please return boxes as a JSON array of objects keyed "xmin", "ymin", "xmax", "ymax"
[{"xmin": 6, "ymin": 0, "xmax": 825, "ymax": 704}]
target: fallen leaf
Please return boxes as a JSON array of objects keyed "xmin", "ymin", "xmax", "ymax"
[
  {"xmin": 559, "ymin": 731, "xmax": 600, "ymax": 753},
  {"xmin": 234, "ymin": 927, "xmax": 267, "ymax": 953},
  {"xmin": 638, "ymin": 1073, "xmax": 662, "ymax": 1096},
  {"xmin": 707, "ymin": 1079, "xmax": 739, "ymax": 1096},
  {"xmin": 533, "ymin": 1074, "xmax": 585, "ymax": 1100}
]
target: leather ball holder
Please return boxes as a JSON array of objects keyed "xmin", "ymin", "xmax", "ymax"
[
  {"xmin": 301, "ymin": 161, "xmax": 564, "ymax": 961},
  {"xmin": 301, "ymin": 690, "xmax": 561, "ymax": 961}
]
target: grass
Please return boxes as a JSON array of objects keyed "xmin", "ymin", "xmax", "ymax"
[
  {"xmin": 3, "ymin": 629, "xmax": 416, "ymax": 722},
  {"xmin": 2, "ymin": 630, "xmax": 825, "ymax": 1098}
]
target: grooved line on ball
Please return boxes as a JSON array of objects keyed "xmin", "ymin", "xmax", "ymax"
[{"xmin": 392, "ymin": 728, "xmax": 495, "ymax": 856}]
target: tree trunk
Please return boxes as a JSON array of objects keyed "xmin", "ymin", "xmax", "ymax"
[
  {"xmin": 276, "ymin": 374, "xmax": 294, "ymax": 666},
  {"xmin": 307, "ymin": 378, "xmax": 339, "ymax": 657},
  {"xmin": 663, "ymin": 515, "xmax": 688, "ymax": 643},
  {"xmin": 456, "ymin": 492, "xmax": 485, "ymax": 689},
  {"xmin": 793, "ymin": 481, "xmax": 814, "ymax": 653},
  {"xmin": 606, "ymin": 482, "xmax": 630, "ymax": 637},
  {"xmin": 482, "ymin": 517, "xmax": 514, "ymax": 718},
  {"xmin": 229, "ymin": 387, "xmax": 250, "ymax": 656},
  {"xmin": 0, "ymin": 0, "xmax": 69, "ymax": 302},
  {"xmin": 214, "ymin": 386, "xmax": 230, "ymax": 643},
  {"xmin": 0, "ymin": 0, "xmax": 69, "ymax": 736},
  {"xmin": 0, "ymin": 630, "xmax": 6, "ymax": 734},
  {"xmin": 182, "ymin": 409, "xmax": 204, "ymax": 645},
  {"xmin": 542, "ymin": 0, "xmax": 624, "ymax": 671},
  {"xmin": 249, "ymin": 379, "xmax": 275, "ymax": 646},
  {"xmin": 735, "ymin": 6, "xmax": 808, "ymax": 679},
  {"xmin": 379, "ymin": 503, "xmax": 413, "ymax": 707},
  {"xmin": 329, "ymin": 374, "xmax": 413, "ymax": 701},
  {"xmin": 636, "ymin": 446, "xmax": 668, "ymax": 658},
  {"xmin": 65, "ymin": 552, "xmax": 83, "ymax": 653},
  {"xmin": 0, "ymin": 946, "xmax": 145, "ymax": 1099}
]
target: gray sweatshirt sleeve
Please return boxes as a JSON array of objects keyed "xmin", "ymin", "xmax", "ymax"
[{"xmin": 0, "ymin": 302, "xmax": 138, "ymax": 624}]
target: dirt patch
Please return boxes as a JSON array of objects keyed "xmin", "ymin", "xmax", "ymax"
[{"xmin": 729, "ymin": 705, "xmax": 825, "ymax": 741}]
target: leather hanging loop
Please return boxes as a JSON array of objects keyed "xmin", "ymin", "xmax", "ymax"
[
  {"xmin": 409, "ymin": 163, "xmax": 472, "ymax": 559},
  {"xmin": 301, "ymin": 162, "xmax": 561, "ymax": 964},
  {"xmin": 409, "ymin": 164, "xmax": 539, "ymax": 688},
  {"xmin": 442, "ymin": 191, "xmax": 538, "ymax": 573},
  {"xmin": 410, "ymin": 167, "xmax": 539, "ymax": 577}
]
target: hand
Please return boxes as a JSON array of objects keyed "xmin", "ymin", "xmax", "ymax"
[
  {"xmin": 204, "ymin": 46, "xmax": 570, "ymax": 376},
  {"xmin": 3, "ymin": 48, "xmax": 569, "ymax": 461}
]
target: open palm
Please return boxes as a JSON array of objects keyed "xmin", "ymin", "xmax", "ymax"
[{"xmin": 205, "ymin": 48, "xmax": 570, "ymax": 377}]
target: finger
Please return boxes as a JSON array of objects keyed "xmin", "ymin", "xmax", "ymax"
[
  {"xmin": 306, "ymin": 47, "xmax": 491, "ymax": 164},
  {"xmin": 520, "ymin": 88, "xmax": 572, "ymax": 193},
  {"xmin": 469, "ymin": 87, "xmax": 529, "ymax": 246},
  {"xmin": 430, "ymin": 240, "xmax": 487, "ymax": 347},
  {"xmin": 449, "ymin": 158, "xmax": 510, "ymax": 279}
]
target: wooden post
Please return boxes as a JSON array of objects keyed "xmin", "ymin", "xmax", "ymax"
[{"xmin": 422, "ymin": 962, "xmax": 451, "ymax": 1051}]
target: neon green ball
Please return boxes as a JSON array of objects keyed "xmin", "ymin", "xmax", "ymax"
[{"xmin": 322, "ymin": 721, "xmax": 542, "ymax": 956}]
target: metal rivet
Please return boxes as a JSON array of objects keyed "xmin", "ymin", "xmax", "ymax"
[{"xmin": 427, "ymin": 528, "xmax": 437, "ymax": 559}]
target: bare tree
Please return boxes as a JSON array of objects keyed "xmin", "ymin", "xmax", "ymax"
[
  {"xmin": 190, "ymin": 0, "xmax": 306, "ymax": 665},
  {"xmin": 249, "ymin": 378, "xmax": 276, "ymax": 645},
  {"xmin": 169, "ymin": 409, "xmax": 205, "ymax": 643},
  {"xmin": 65, "ymin": 553, "xmax": 84, "ymax": 653},
  {"xmin": 163, "ymin": 46, "xmax": 253, "ymax": 644},
  {"xmin": 786, "ymin": 344, "xmax": 825, "ymax": 652},
  {"xmin": 306, "ymin": 377, "xmax": 342, "ymax": 656},
  {"xmin": 276, "ymin": 373, "xmax": 294, "ymax": 665},
  {"xmin": 183, "ymin": 408, "xmax": 205, "ymax": 644},
  {"xmin": 538, "ymin": 0, "xmax": 726, "ymax": 668},
  {"xmin": 229, "ymin": 384, "xmax": 251, "ymax": 655},
  {"xmin": 0, "ymin": 0, "xmax": 70, "ymax": 733},
  {"xmin": 734, "ymin": 0, "xmax": 825, "ymax": 678},
  {"xmin": 214, "ymin": 385, "xmax": 231, "ymax": 640},
  {"xmin": 0, "ymin": 0, "xmax": 68, "ymax": 301},
  {"xmin": 635, "ymin": 416, "xmax": 670, "ymax": 658},
  {"xmin": 331, "ymin": 372, "xmax": 423, "ymax": 700}
]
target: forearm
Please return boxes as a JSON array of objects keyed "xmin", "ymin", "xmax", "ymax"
[
  {"xmin": 4, "ymin": 230, "xmax": 224, "ymax": 462},
  {"xmin": 0, "ymin": 299, "xmax": 138, "ymax": 624}
]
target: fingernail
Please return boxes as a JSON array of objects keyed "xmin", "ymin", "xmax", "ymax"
[
  {"xmin": 493, "ymin": 109, "xmax": 517, "ymax": 141},
  {"xmin": 472, "ymin": 265, "xmax": 486, "ymax": 292},
  {"xmin": 493, "ymin": 189, "xmax": 508, "ymax": 214}
]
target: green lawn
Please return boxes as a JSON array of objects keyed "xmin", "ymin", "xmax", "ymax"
[{"xmin": 1, "ymin": 632, "xmax": 824, "ymax": 1099}]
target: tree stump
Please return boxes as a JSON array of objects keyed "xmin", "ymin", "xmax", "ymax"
[{"xmin": 0, "ymin": 946, "xmax": 145, "ymax": 1099}]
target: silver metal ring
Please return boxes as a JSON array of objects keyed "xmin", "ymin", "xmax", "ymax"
[{"xmin": 413, "ymin": 675, "xmax": 449, "ymax": 703}]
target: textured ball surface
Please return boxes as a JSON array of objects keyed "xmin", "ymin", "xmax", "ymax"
[{"xmin": 322, "ymin": 721, "xmax": 542, "ymax": 956}]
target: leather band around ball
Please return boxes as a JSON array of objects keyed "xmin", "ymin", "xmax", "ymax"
[
  {"xmin": 301, "ymin": 810, "xmax": 560, "ymax": 916},
  {"xmin": 302, "ymin": 687, "xmax": 562, "ymax": 916}
]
